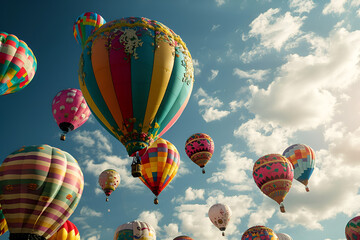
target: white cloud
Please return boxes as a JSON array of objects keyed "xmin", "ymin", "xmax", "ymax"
[
  {"xmin": 73, "ymin": 130, "xmax": 112, "ymax": 153},
  {"xmin": 163, "ymin": 223, "xmax": 180, "ymax": 240},
  {"xmin": 289, "ymin": 0, "xmax": 315, "ymax": 14},
  {"xmin": 248, "ymin": 8, "xmax": 305, "ymax": 50},
  {"xmin": 233, "ymin": 68, "xmax": 270, "ymax": 82},
  {"xmin": 202, "ymin": 107, "xmax": 230, "ymax": 122},
  {"xmin": 192, "ymin": 59, "xmax": 201, "ymax": 75},
  {"xmin": 229, "ymin": 100, "xmax": 244, "ymax": 112},
  {"xmin": 211, "ymin": 24, "xmax": 221, "ymax": 31},
  {"xmin": 137, "ymin": 210, "xmax": 163, "ymax": 232},
  {"xmin": 172, "ymin": 187, "xmax": 205, "ymax": 203},
  {"xmin": 323, "ymin": 0, "xmax": 347, "ymax": 14},
  {"xmin": 80, "ymin": 206, "xmax": 103, "ymax": 217},
  {"xmin": 208, "ymin": 69, "xmax": 219, "ymax": 81},
  {"xmin": 215, "ymin": 0, "xmax": 225, "ymax": 7},
  {"xmin": 247, "ymin": 200, "xmax": 276, "ymax": 227}
]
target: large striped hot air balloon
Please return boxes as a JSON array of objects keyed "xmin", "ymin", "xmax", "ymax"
[
  {"xmin": 73, "ymin": 12, "xmax": 106, "ymax": 49},
  {"xmin": 78, "ymin": 16, "xmax": 194, "ymax": 157},
  {"xmin": 345, "ymin": 216, "xmax": 360, "ymax": 240},
  {"xmin": 0, "ymin": 204, "xmax": 8, "ymax": 236},
  {"xmin": 48, "ymin": 220, "xmax": 80, "ymax": 240},
  {"xmin": 185, "ymin": 133, "xmax": 214, "ymax": 174},
  {"xmin": 139, "ymin": 138, "xmax": 180, "ymax": 204},
  {"xmin": 0, "ymin": 32, "xmax": 37, "ymax": 96},
  {"xmin": 0, "ymin": 144, "xmax": 84, "ymax": 240},
  {"xmin": 253, "ymin": 154, "xmax": 293, "ymax": 213},
  {"xmin": 241, "ymin": 226, "xmax": 278, "ymax": 240},
  {"xmin": 52, "ymin": 88, "xmax": 91, "ymax": 141},
  {"xmin": 113, "ymin": 221, "xmax": 156, "ymax": 240},
  {"xmin": 283, "ymin": 143, "xmax": 315, "ymax": 192},
  {"xmin": 173, "ymin": 236, "xmax": 193, "ymax": 240}
]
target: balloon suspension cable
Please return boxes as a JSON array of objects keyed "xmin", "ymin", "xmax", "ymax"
[
  {"xmin": 280, "ymin": 202, "xmax": 285, "ymax": 213},
  {"xmin": 305, "ymin": 186, "xmax": 310, "ymax": 192},
  {"xmin": 154, "ymin": 197, "xmax": 159, "ymax": 205},
  {"xmin": 202, "ymin": 168, "xmax": 205, "ymax": 174}
]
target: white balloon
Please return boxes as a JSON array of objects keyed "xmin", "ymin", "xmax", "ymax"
[
  {"xmin": 276, "ymin": 233, "xmax": 293, "ymax": 240},
  {"xmin": 208, "ymin": 203, "xmax": 232, "ymax": 234}
]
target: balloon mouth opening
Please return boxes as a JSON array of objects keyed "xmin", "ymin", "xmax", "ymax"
[
  {"xmin": 220, "ymin": 227, "xmax": 226, "ymax": 231},
  {"xmin": 125, "ymin": 140, "xmax": 150, "ymax": 157},
  {"xmin": 104, "ymin": 190, "xmax": 113, "ymax": 196},
  {"xmin": 10, "ymin": 233, "xmax": 46, "ymax": 240}
]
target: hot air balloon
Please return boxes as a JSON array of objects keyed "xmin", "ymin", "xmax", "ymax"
[
  {"xmin": 276, "ymin": 233, "xmax": 293, "ymax": 240},
  {"xmin": 0, "ymin": 144, "xmax": 84, "ymax": 240},
  {"xmin": 113, "ymin": 221, "xmax": 156, "ymax": 240},
  {"xmin": 0, "ymin": 204, "xmax": 8, "ymax": 236},
  {"xmin": 253, "ymin": 154, "xmax": 293, "ymax": 213},
  {"xmin": 208, "ymin": 203, "xmax": 231, "ymax": 236},
  {"xmin": 48, "ymin": 220, "xmax": 80, "ymax": 240},
  {"xmin": 283, "ymin": 143, "xmax": 315, "ymax": 192},
  {"xmin": 139, "ymin": 138, "xmax": 180, "ymax": 204},
  {"xmin": 98, "ymin": 169, "xmax": 120, "ymax": 201},
  {"xmin": 0, "ymin": 32, "xmax": 37, "ymax": 96},
  {"xmin": 52, "ymin": 88, "xmax": 91, "ymax": 141},
  {"xmin": 78, "ymin": 16, "xmax": 194, "ymax": 157},
  {"xmin": 185, "ymin": 133, "xmax": 214, "ymax": 174},
  {"xmin": 241, "ymin": 226, "xmax": 278, "ymax": 240},
  {"xmin": 73, "ymin": 12, "xmax": 106, "ymax": 49},
  {"xmin": 173, "ymin": 236, "xmax": 193, "ymax": 240},
  {"xmin": 345, "ymin": 216, "xmax": 360, "ymax": 240}
]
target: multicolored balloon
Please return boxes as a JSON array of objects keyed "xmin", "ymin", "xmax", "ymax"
[
  {"xmin": 276, "ymin": 233, "xmax": 293, "ymax": 240},
  {"xmin": 0, "ymin": 204, "xmax": 8, "ymax": 236},
  {"xmin": 0, "ymin": 144, "xmax": 84, "ymax": 240},
  {"xmin": 241, "ymin": 226, "xmax": 278, "ymax": 240},
  {"xmin": 345, "ymin": 216, "xmax": 360, "ymax": 240},
  {"xmin": 48, "ymin": 220, "xmax": 80, "ymax": 240},
  {"xmin": 139, "ymin": 138, "xmax": 180, "ymax": 204},
  {"xmin": 79, "ymin": 17, "xmax": 194, "ymax": 157},
  {"xmin": 253, "ymin": 154, "xmax": 294, "ymax": 213},
  {"xmin": 173, "ymin": 236, "xmax": 193, "ymax": 240},
  {"xmin": 208, "ymin": 203, "xmax": 231, "ymax": 236},
  {"xmin": 52, "ymin": 88, "xmax": 91, "ymax": 140},
  {"xmin": 283, "ymin": 143, "xmax": 315, "ymax": 192},
  {"xmin": 185, "ymin": 133, "xmax": 214, "ymax": 174},
  {"xmin": 0, "ymin": 32, "xmax": 37, "ymax": 96},
  {"xmin": 98, "ymin": 169, "xmax": 120, "ymax": 201},
  {"xmin": 113, "ymin": 221, "xmax": 156, "ymax": 240},
  {"xmin": 73, "ymin": 12, "xmax": 106, "ymax": 49}
]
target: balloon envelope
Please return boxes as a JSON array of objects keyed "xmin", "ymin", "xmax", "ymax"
[
  {"xmin": 73, "ymin": 12, "xmax": 106, "ymax": 49},
  {"xmin": 0, "ymin": 32, "xmax": 37, "ymax": 96},
  {"xmin": 185, "ymin": 133, "xmax": 214, "ymax": 170},
  {"xmin": 52, "ymin": 88, "xmax": 91, "ymax": 139},
  {"xmin": 345, "ymin": 216, "xmax": 360, "ymax": 240},
  {"xmin": 208, "ymin": 203, "xmax": 231, "ymax": 234},
  {"xmin": 79, "ymin": 17, "xmax": 194, "ymax": 156},
  {"xmin": 113, "ymin": 221, "xmax": 156, "ymax": 240},
  {"xmin": 0, "ymin": 144, "xmax": 84, "ymax": 239},
  {"xmin": 140, "ymin": 138, "xmax": 180, "ymax": 199},
  {"xmin": 0, "ymin": 204, "xmax": 8, "ymax": 236},
  {"xmin": 98, "ymin": 169, "xmax": 120, "ymax": 200},
  {"xmin": 253, "ymin": 154, "xmax": 293, "ymax": 211},
  {"xmin": 276, "ymin": 233, "xmax": 293, "ymax": 240},
  {"xmin": 242, "ymin": 226, "xmax": 278, "ymax": 240},
  {"xmin": 173, "ymin": 236, "xmax": 193, "ymax": 240},
  {"xmin": 48, "ymin": 220, "xmax": 80, "ymax": 240},
  {"xmin": 283, "ymin": 143, "xmax": 315, "ymax": 191}
]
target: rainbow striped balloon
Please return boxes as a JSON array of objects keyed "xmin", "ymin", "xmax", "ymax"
[
  {"xmin": 139, "ymin": 138, "xmax": 180, "ymax": 203},
  {"xmin": 0, "ymin": 204, "xmax": 8, "ymax": 236},
  {"xmin": 345, "ymin": 216, "xmax": 360, "ymax": 240},
  {"xmin": 79, "ymin": 17, "xmax": 194, "ymax": 156},
  {"xmin": 0, "ymin": 32, "xmax": 37, "ymax": 96},
  {"xmin": 242, "ymin": 226, "xmax": 278, "ymax": 240},
  {"xmin": 73, "ymin": 12, "xmax": 106, "ymax": 49},
  {"xmin": 0, "ymin": 144, "xmax": 84, "ymax": 240},
  {"xmin": 48, "ymin": 220, "xmax": 80, "ymax": 240},
  {"xmin": 173, "ymin": 236, "xmax": 193, "ymax": 240}
]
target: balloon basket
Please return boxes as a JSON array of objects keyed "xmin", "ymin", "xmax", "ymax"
[
  {"xmin": 280, "ymin": 203, "xmax": 285, "ymax": 213},
  {"xmin": 202, "ymin": 168, "xmax": 205, "ymax": 174},
  {"xmin": 222, "ymin": 232, "xmax": 225, "ymax": 236},
  {"xmin": 154, "ymin": 197, "xmax": 159, "ymax": 205},
  {"xmin": 305, "ymin": 186, "xmax": 310, "ymax": 192},
  {"xmin": 106, "ymin": 197, "xmax": 109, "ymax": 202},
  {"xmin": 60, "ymin": 134, "xmax": 66, "ymax": 141},
  {"xmin": 131, "ymin": 163, "xmax": 142, "ymax": 177}
]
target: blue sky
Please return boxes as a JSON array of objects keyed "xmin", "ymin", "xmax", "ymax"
[{"xmin": 2, "ymin": 0, "xmax": 360, "ymax": 239}]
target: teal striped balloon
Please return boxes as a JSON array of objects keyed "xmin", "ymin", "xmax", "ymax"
[{"xmin": 0, "ymin": 144, "xmax": 84, "ymax": 240}]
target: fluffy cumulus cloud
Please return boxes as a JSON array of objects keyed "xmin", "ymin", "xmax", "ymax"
[
  {"xmin": 208, "ymin": 69, "xmax": 219, "ymax": 81},
  {"xmin": 73, "ymin": 130, "xmax": 112, "ymax": 153},
  {"xmin": 194, "ymin": 88, "xmax": 230, "ymax": 122},
  {"xmin": 137, "ymin": 210, "xmax": 163, "ymax": 232},
  {"xmin": 289, "ymin": 0, "xmax": 315, "ymax": 13},
  {"xmin": 233, "ymin": 68, "xmax": 270, "ymax": 82},
  {"xmin": 80, "ymin": 206, "xmax": 103, "ymax": 217},
  {"xmin": 247, "ymin": 8, "xmax": 305, "ymax": 51},
  {"xmin": 323, "ymin": 0, "xmax": 347, "ymax": 14},
  {"xmin": 172, "ymin": 187, "xmax": 205, "ymax": 203},
  {"xmin": 245, "ymin": 28, "xmax": 360, "ymax": 131}
]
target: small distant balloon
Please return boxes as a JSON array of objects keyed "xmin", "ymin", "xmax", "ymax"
[
  {"xmin": 208, "ymin": 203, "xmax": 231, "ymax": 236},
  {"xmin": 253, "ymin": 154, "xmax": 294, "ymax": 213},
  {"xmin": 73, "ymin": 12, "xmax": 106, "ymax": 49},
  {"xmin": 283, "ymin": 143, "xmax": 315, "ymax": 192},
  {"xmin": 185, "ymin": 133, "xmax": 214, "ymax": 174},
  {"xmin": 98, "ymin": 169, "xmax": 120, "ymax": 202},
  {"xmin": 0, "ymin": 32, "xmax": 37, "ymax": 96},
  {"xmin": 241, "ymin": 226, "xmax": 278, "ymax": 240},
  {"xmin": 345, "ymin": 216, "xmax": 360, "ymax": 240},
  {"xmin": 113, "ymin": 221, "xmax": 156, "ymax": 240},
  {"xmin": 48, "ymin": 220, "xmax": 80, "ymax": 240},
  {"xmin": 52, "ymin": 88, "xmax": 91, "ymax": 140}
]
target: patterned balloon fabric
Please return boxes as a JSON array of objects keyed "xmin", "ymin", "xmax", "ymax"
[
  {"xmin": 0, "ymin": 204, "xmax": 8, "ymax": 236},
  {"xmin": 283, "ymin": 143, "xmax": 315, "ymax": 191},
  {"xmin": 0, "ymin": 32, "xmax": 37, "ymax": 96},
  {"xmin": 208, "ymin": 203, "xmax": 231, "ymax": 235},
  {"xmin": 345, "ymin": 216, "xmax": 360, "ymax": 240},
  {"xmin": 79, "ymin": 16, "xmax": 194, "ymax": 156},
  {"xmin": 48, "ymin": 220, "xmax": 80, "ymax": 240},
  {"xmin": 98, "ymin": 169, "xmax": 120, "ymax": 201},
  {"xmin": 173, "ymin": 236, "xmax": 194, "ymax": 240},
  {"xmin": 0, "ymin": 144, "xmax": 84, "ymax": 239},
  {"xmin": 185, "ymin": 133, "xmax": 214, "ymax": 172},
  {"xmin": 241, "ymin": 226, "xmax": 279, "ymax": 240},
  {"xmin": 113, "ymin": 221, "xmax": 156, "ymax": 240},
  {"xmin": 276, "ymin": 232, "xmax": 293, "ymax": 240}
]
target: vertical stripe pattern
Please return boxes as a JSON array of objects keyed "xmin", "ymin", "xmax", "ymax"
[
  {"xmin": 48, "ymin": 220, "xmax": 80, "ymax": 240},
  {"xmin": 79, "ymin": 17, "xmax": 194, "ymax": 156},
  {"xmin": 0, "ymin": 145, "xmax": 84, "ymax": 239}
]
